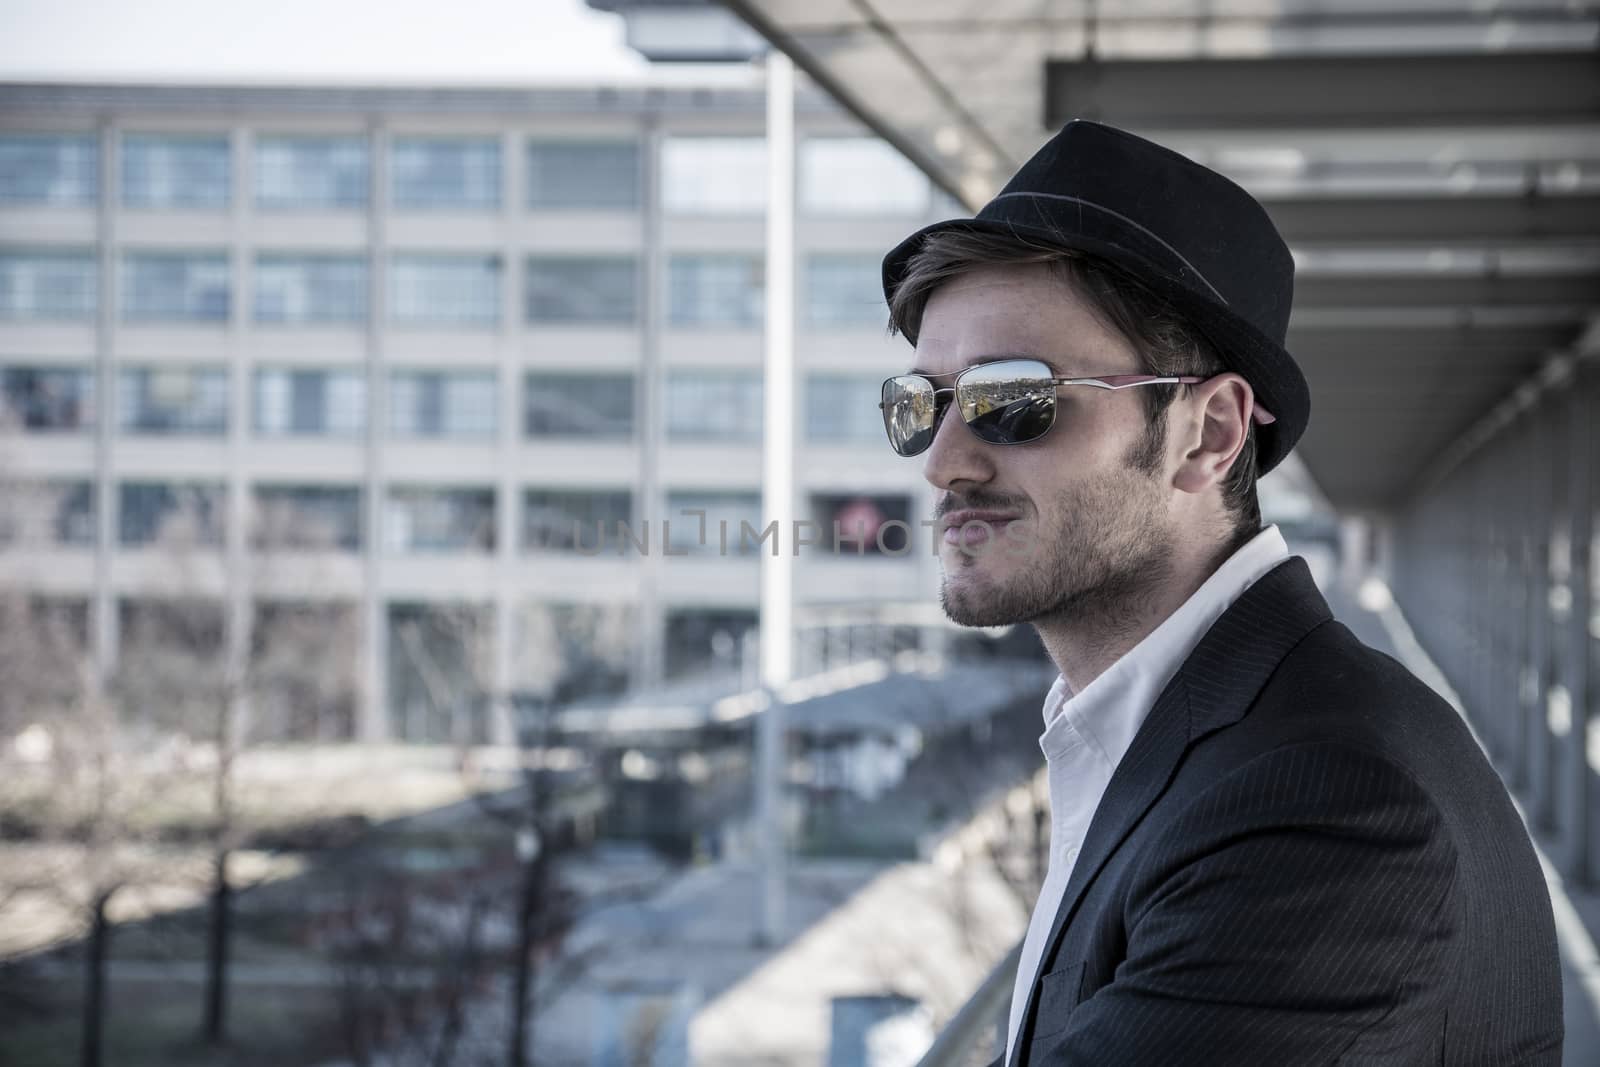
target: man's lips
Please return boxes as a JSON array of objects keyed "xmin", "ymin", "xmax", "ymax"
[{"xmin": 940, "ymin": 510, "xmax": 1022, "ymax": 547}]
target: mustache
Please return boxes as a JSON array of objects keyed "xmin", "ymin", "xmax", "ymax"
[{"xmin": 935, "ymin": 490, "xmax": 1028, "ymax": 518}]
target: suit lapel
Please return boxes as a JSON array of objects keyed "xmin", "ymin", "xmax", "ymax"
[{"xmin": 1007, "ymin": 556, "xmax": 1332, "ymax": 1067}]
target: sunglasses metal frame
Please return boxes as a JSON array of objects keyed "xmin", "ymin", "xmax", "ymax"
[{"xmin": 878, "ymin": 359, "xmax": 1276, "ymax": 457}]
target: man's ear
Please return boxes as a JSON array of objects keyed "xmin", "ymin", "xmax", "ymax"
[{"xmin": 1172, "ymin": 374, "xmax": 1252, "ymax": 495}]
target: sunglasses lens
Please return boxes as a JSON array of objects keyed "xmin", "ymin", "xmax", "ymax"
[
  {"xmin": 957, "ymin": 360, "xmax": 1056, "ymax": 445},
  {"xmin": 881, "ymin": 376, "xmax": 938, "ymax": 456}
]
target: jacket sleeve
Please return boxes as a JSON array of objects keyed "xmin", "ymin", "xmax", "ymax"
[{"xmin": 1032, "ymin": 741, "xmax": 1459, "ymax": 1066}]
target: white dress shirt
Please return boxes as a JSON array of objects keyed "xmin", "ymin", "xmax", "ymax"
[{"xmin": 1003, "ymin": 524, "xmax": 1291, "ymax": 1065}]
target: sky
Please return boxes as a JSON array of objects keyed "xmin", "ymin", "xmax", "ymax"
[{"xmin": 0, "ymin": 0, "xmax": 754, "ymax": 85}]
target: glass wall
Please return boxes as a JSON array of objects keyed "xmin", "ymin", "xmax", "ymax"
[
  {"xmin": 800, "ymin": 137, "xmax": 929, "ymax": 216},
  {"xmin": 254, "ymin": 254, "xmax": 368, "ymax": 324},
  {"xmin": 806, "ymin": 374, "xmax": 884, "ymax": 443},
  {"xmin": 121, "ymin": 252, "xmax": 230, "ymax": 322},
  {"xmin": 117, "ymin": 366, "xmax": 228, "ymax": 435},
  {"xmin": 252, "ymin": 485, "xmax": 362, "ymax": 551},
  {"xmin": 667, "ymin": 254, "xmax": 762, "ymax": 327},
  {"xmin": 664, "ymin": 490, "xmax": 764, "ymax": 555},
  {"xmin": 0, "ymin": 249, "xmax": 97, "ymax": 320},
  {"xmin": 0, "ymin": 481, "xmax": 94, "ymax": 547},
  {"xmin": 524, "ymin": 372, "xmax": 634, "ymax": 438},
  {"xmin": 522, "ymin": 488, "xmax": 633, "ymax": 553},
  {"xmin": 805, "ymin": 254, "xmax": 886, "ymax": 327},
  {"xmin": 254, "ymin": 368, "xmax": 366, "ymax": 436},
  {"xmin": 388, "ymin": 370, "xmax": 497, "ymax": 439},
  {"xmin": 121, "ymin": 133, "xmax": 230, "ymax": 209},
  {"xmin": 527, "ymin": 141, "xmax": 639, "ymax": 210},
  {"xmin": 0, "ymin": 366, "xmax": 95, "ymax": 431},
  {"xmin": 0, "ymin": 133, "xmax": 98, "ymax": 206},
  {"xmin": 390, "ymin": 137, "xmax": 501, "ymax": 211},
  {"xmin": 389, "ymin": 254, "xmax": 500, "ymax": 327},
  {"xmin": 383, "ymin": 487, "xmax": 495, "ymax": 553},
  {"xmin": 525, "ymin": 256, "xmax": 637, "ymax": 325},
  {"xmin": 662, "ymin": 136, "xmax": 765, "ymax": 215},
  {"xmin": 254, "ymin": 135, "xmax": 369, "ymax": 210},
  {"xmin": 665, "ymin": 369, "xmax": 761, "ymax": 442},
  {"xmin": 118, "ymin": 482, "xmax": 226, "ymax": 546}
]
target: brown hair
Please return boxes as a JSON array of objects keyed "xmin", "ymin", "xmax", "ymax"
[{"xmin": 887, "ymin": 228, "xmax": 1261, "ymax": 539}]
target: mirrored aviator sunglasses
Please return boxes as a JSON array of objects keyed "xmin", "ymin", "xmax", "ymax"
[{"xmin": 878, "ymin": 358, "xmax": 1242, "ymax": 458}]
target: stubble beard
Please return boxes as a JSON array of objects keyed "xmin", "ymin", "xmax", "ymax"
[{"xmin": 938, "ymin": 426, "xmax": 1175, "ymax": 637}]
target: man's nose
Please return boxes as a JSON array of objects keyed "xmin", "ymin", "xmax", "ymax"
[{"xmin": 922, "ymin": 399, "xmax": 994, "ymax": 491}]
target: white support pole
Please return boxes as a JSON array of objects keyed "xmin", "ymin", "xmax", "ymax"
[{"xmin": 756, "ymin": 48, "xmax": 795, "ymax": 947}]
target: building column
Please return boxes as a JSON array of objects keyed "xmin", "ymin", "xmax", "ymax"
[
  {"xmin": 359, "ymin": 118, "xmax": 390, "ymax": 743},
  {"xmin": 91, "ymin": 119, "xmax": 119, "ymax": 687}
]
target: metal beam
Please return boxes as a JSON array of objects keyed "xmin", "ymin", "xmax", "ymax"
[{"xmin": 1264, "ymin": 195, "xmax": 1600, "ymax": 244}]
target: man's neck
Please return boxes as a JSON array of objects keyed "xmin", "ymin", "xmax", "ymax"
[{"xmin": 1034, "ymin": 533, "xmax": 1241, "ymax": 696}]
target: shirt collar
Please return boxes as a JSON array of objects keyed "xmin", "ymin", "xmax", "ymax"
[{"xmin": 1040, "ymin": 524, "xmax": 1292, "ymax": 764}]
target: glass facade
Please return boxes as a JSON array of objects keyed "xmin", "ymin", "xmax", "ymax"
[
  {"xmin": 252, "ymin": 485, "xmax": 362, "ymax": 551},
  {"xmin": 390, "ymin": 137, "xmax": 501, "ymax": 211},
  {"xmin": 663, "ymin": 607, "xmax": 758, "ymax": 679},
  {"xmin": 527, "ymin": 141, "xmax": 639, "ymax": 210},
  {"xmin": 664, "ymin": 490, "xmax": 764, "ymax": 555},
  {"xmin": 522, "ymin": 488, "xmax": 632, "ymax": 553},
  {"xmin": 667, "ymin": 255, "xmax": 763, "ymax": 327},
  {"xmin": 254, "ymin": 254, "xmax": 368, "ymax": 324},
  {"xmin": 805, "ymin": 254, "xmax": 886, "ymax": 327},
  {"xmin": 665, "ymin": 370, "xmax": 761, "ymax": 442},
  {"xmin": 0, "ymin": 481, "xmax": 94, "ymax": 547},
  {"xmin": 255, "ymin": 135, "xmax": 369, "ymax": 210},
  {"xmin": 0, "ymin": 249, "xmax": 97, "ymax": 320},
  {"xmin": 662, "ymin": 136, "xmax": 765, "ymax": 215},
  {"xmin": 119, "ymin": 482, "xmax": 225, "ymax": 546},
  {"xmin": 389, "ymin": 370, "xmax": 497, "ymax": 439},
  {"xmin": 254, "ymin": 368, "xmax": 366, "ymax": 436},
  {"xmin": 389, "ymin": 254, "xmax": 500, "ymax": 327},
  {"xmin": 121, "ymin": 251, "xmax": 230, "ymax": 322},
  {"xmin": 384, "ymin": 487, "xmax": 495, "ymax": 553},
  {"xmin": 121, "ymin": 133, "xmax": 230, "ymax": 209},
  {"xmin": 524, "ymin": 372, "xmax": 634, "ymax": 438},
  {"xmin": 525, "ymin": 256, "xmax": 637, "ymax": 325},
  {"xmin": 0, "ymin": 133, "xmax": 98, "ymax": 206},
  {"xmin": 809, "ymin": 492, "xmax": 913, "ymax": 555},
  {"xmin": 800, "ymin": 137, "xmax": 929, "ymax": 216},
  {"xmin": 118, "ymin": 366, "xmax": 228, "ymax": 435},
  {"xmin": 807, "ymin": 374, "xmax": 885, "ymax": 443},
  {"xmin": 0, "ymin": 366, "xmax": 96, "ymax": 431}
]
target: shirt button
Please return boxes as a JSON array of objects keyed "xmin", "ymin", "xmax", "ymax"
[{"xmin": 1061, "ymin": 844, "xmax": 1079, "ymax": 865}]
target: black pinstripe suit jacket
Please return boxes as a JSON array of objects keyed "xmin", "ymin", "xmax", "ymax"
[{"xmin": 1002, "ymin": 556, "xmax": 1563, "ymax": 1067}]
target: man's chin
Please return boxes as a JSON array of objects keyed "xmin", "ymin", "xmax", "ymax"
[{"xmin": 938, "ymin": 571, "xmax": 1039, "ymax": 628}]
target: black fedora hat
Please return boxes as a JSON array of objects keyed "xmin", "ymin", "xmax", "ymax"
[{"xmin": 882, "ymin": 119, "xmax": 1308, "ymax": 476}]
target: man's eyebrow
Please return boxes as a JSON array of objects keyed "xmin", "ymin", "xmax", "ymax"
[{"xmin": 907, "ymin": 352, "xmax": 1059, "ymax": 377}]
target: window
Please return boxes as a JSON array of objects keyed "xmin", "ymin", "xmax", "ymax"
[
  {"xmin": 524, "ymin": 372, "xmax": 633, "ymax": 439},
  {"xmin": 527, "ymin": 141, "xmax": 639, "ymax": 210},
  {"xmin": 255, "ymin": 135, "xmax": 369, "ymax": 210},
  {"xmin": 254, "ymin": 368, "xmax": 366, "ymax": 436},
  {"xmin": 662, "ymin": 136, "xmax": 765, "ymax": 215},
  {"xmin": 118, "ymin": 367, "xmax": 228, "ymax": 435},
  {"xmin": 807, "ymin": 374, "xmax": 885, "ymax": 443},
  {"xmin": 801, "ymin": 138, "xmax": 929, "ymax": 216},
  {"xmin": 384, "ymin": 487, "xmax": 495, "ymax": 553},
  {"xmin": 389, "ymin": 254, "xmax": 500, "ymax": 327},
  {"xmin": 808, "ymin": 493, "xmax": 913, "ymax": 555},
  {"xmin": 805, "ymin": 254, "xmax": 886, "ymax": 327},
  {"xmin": 121, "ymin": 252, "xmax": 230, "ymax": 322},
  {"xmin": 0, "ymin": 133, "xmax": 98, "ymax": 206},
  {"xmin": 252, "ymin": 485, "xmax": 362, "ymax": 551},
  {"xmin": 522, "ymin": 489, "xmax": 632, "ymax": 553},
  {"xmin": 666, "ymin": 370, "xmax": 761, "ymax": 442},
  {"xmin": 389, "ymin": 370, "xmax": 497, "ymax": 439},
  {"xmin": 667, "ymin": 255, "xmax": 762, "ymax": 327},
  {"xmin": 121, "ymin": 134, "xmax": 230, "ymax": 209},
  {"xmin": 0, "ymin": 480, "xmax": 94, "ymax": 547},
  {"xmin": 525, "ymin": 256, "xmax": 637, "ymax": 325},
  {"xmin": 665, "ymin": 490, "xmax": 764, "ymax": 556},
  {"xmin": 254, "ymin": 254, "xmax": 368, "ymax": 324},
  {"xmin": 387, "ymin": 602, "xmax": 492, "ymax": 742},
  {"xmin": 0, "ymin": 366, "xmax": 95, "ymax": 431},
  {"xmin": 663, "ymin": 607, "xmax": 758, "ymax": 679},
  {"xmin": 119, "ymin": 482, "xmax": 225, "ymax": 546},
  {"xmin": 390, "ymin": 137, "xmax": 501, "ymax": 211},
  {"xmin": 0, "ymin": 249, "xmax": 97, "ymax": 320}
]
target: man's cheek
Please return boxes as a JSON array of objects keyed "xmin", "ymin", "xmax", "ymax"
[{"xmin": 1000, "ymin": 519, "xmax": 1036, "ymax": 560}]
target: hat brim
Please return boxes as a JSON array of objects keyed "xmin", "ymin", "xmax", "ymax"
[{"xmin": 882, "ymin": 217, "xmax": 1308, "ymax": 476}]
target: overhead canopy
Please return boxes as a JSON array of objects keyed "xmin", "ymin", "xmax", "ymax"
[{"xmin": 714, "ymin": 0, "xmax": 1600, "ymax": 511}]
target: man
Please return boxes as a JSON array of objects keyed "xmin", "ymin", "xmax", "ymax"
[{"xmin": 877, "ymin": 121, "xmax": 1562, "ymax": 1065}]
